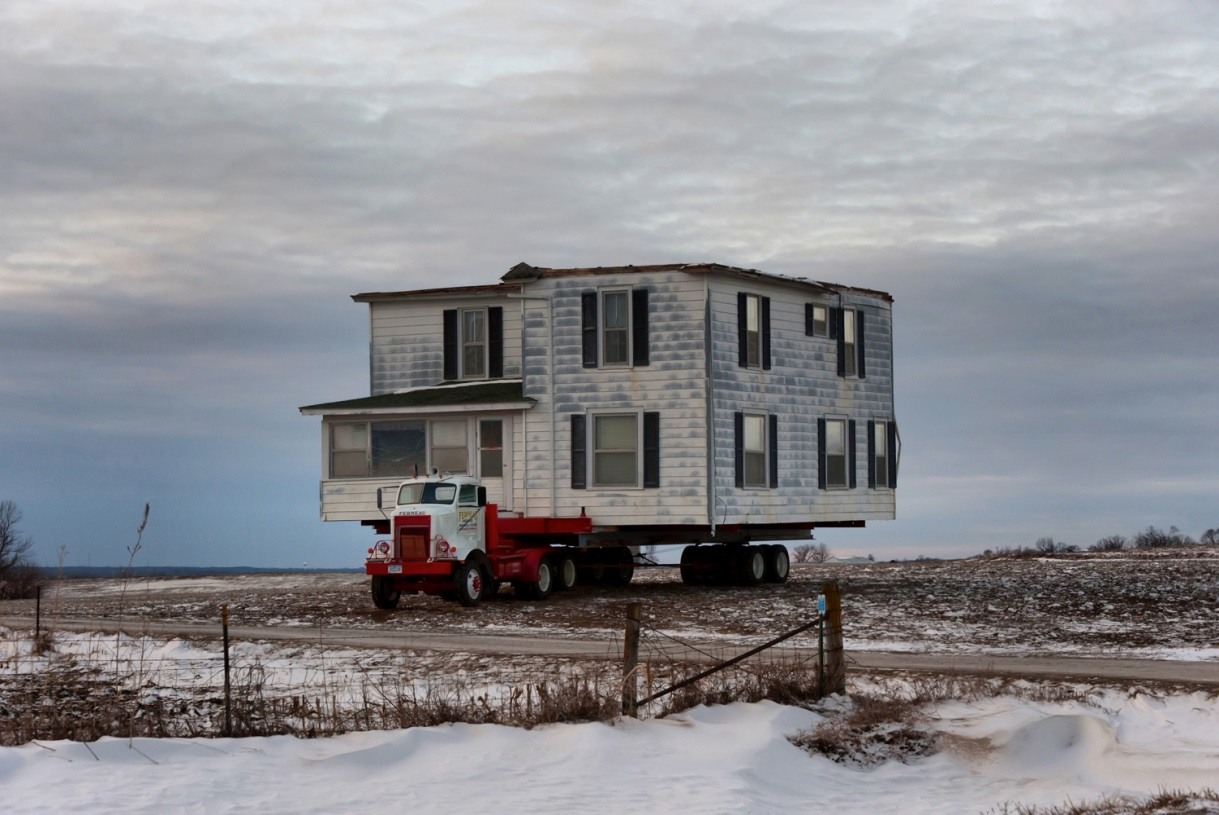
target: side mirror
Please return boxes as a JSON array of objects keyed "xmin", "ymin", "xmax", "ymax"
[
  {"xmin": 376, "ymin": 488, "xmax": 383, "ymax": 510},
  {"xmin": 477, "ymin": 486, "xmax": 487, "ymax": 507}
]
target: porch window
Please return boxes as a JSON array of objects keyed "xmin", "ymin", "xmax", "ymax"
[
  {"xmin": 430, "ymin": 419, "xmax": 469, "ymax": 474},
  {"xmin": 330, "ymin": 423, "xmax": 368, "ymax": 478}
]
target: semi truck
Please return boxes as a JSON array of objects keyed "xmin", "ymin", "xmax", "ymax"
[{"xmin": 364, "ymin": 473, "xmax": 791, "ymax": 608}]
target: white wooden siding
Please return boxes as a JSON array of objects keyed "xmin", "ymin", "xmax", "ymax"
[
  {"xmin": 520, "ymin": 272, "xmax": 711, "ymax": 526},
  {"xmin": 707, "ymin": 280, "xmax": 896, "ymax": 526},
  {"xmin": 370, "ymin": 295, "xmax": 523, "ymax": 395}
]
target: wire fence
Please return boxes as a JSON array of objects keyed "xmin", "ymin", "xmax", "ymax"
[{"xmin": 2, "ymin": 583, "xmax": 844, "ymax": 745}]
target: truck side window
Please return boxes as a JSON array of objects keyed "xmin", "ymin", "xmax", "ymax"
[{"xmin": 458, "ymin": 485, "xmax": 477, "ymax": 505}]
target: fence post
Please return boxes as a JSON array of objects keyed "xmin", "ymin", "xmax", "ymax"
[
  {"xmin": 35, "ymin": 585, "xmax": 41, "ymax": 642},
  {"xmin": 622, "ymin": 602, "xmax": 642, "ymax": 718},
  {"xmin": 821, "ymin": 580, "xmax": 846, "ymax": 694},
  {"xmin": 222, "ymin": 604, "xmax": 232, "ymax": 737}
]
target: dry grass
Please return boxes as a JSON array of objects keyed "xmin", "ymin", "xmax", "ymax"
[{"xmin": 985, "ymin": 788, "xmax": 1219, "ymax": 815}]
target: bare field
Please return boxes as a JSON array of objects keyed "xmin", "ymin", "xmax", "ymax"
[{"xmin": 7, "ymin": 546, "xmax": 1218, "ymax": 661}]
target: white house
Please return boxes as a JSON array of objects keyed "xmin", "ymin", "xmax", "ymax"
[{"xmin": 300, "ymin": 262, "xmax": 898, "ymax": 548}]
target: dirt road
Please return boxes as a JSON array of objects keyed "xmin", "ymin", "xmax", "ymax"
[{"xmin": 6, "ymin": 614, "xmax": 1216, "ymax": 687}]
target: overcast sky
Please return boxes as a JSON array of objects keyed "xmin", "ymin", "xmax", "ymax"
[{"xmin": 2, "ymin": 0, "xmax": 1216, "ymax": 568}]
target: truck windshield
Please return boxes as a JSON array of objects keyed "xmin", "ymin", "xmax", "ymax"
[{"xmin": 397, "ymin": 483, "xmax": 457, "ymax": 506}]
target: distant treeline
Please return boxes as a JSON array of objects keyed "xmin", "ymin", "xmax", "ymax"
[{"xmin": 982, "ymin": 525, "xmax": 1219, "ymax": 558}]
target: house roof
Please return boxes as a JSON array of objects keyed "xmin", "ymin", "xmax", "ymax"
[
  {"xmin": 299, "ymin": 380, "xmax": 535, "ymax": 416},
  {"xmin": 352, "ymin": 262, "xmax": 893, "ymax": 303}
]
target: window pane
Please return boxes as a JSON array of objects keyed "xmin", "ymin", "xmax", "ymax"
[
  {"xmin": 371, "ymin": 421, "xmax": 426, "ymax": 477},
  {"xmin": 480, "ymin": 449, "xmax": 503, "ymax": 475},
  {"xmin": 746, "ymin": 295, "xmax": 760, "ymax": 332},
  {"xmin": 432, "ymin": 420, "xmax": 467, "ymax": 447},
  {"xmin": 745, "ymin": 451, "xmax": 766, "ymax": 487},
  {"xmin": 744, "ymin": 415, "xmax": 765, "ymax": 452},
  {"xmin": 843, "ymin": 310, "xmax": 855, "ymax": 343},
  {"xmin": 463, "ymin": 310, "xmax": 484, "ymax": 342},
  {"xmin": 827, "ymin": 455, "xmax": 847, "ymax": 487},
  {"xmin": 604, "ymin": 291, "xmax": 628, "ymax": 328},
  {"xmin": 332, "ymin": 423, "xmax": 367, "ymax": 451},
  {"xmin": 331, "ymin": 450, "xmax": 368, "ymax": 478},
  {"xmin": 432, "ymin": 447, "xmax": 468, "ymax": 473},
  {"xmin": 813, "ymin": 305, "xmax": 827, "ymax": 336},
  {"xmin": 463, "ymin": 345, "xmax": 485, "ymax": 377},
  {"xmin": 603, "ymin": 329, "xmax": 628, "ymax": 364},
  {"xmin": 826, "ymin": 420, "xmax": 845, "ymax": 455},
  {"xmin": 595, "ymin": 415, "xmax": 637, "ymax": 449},
  {"xmin": 479, "ymin": 419, "xmax": 502, "ymax": 449},
  {"xmin": 595, "ymin": 451, "xmax": 637, "ymax": 485}
]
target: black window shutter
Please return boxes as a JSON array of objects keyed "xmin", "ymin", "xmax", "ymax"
[
  {"xmin": 734, "ymin": 412, "xmax": 745, "ymax": 488},
  {"xmin": 643, "ymin": 412, "xmax": 660, "ymax": 488},
  {"xmin": 443, "ymin": 309, "xmax": 458, "ymax": 380},
  {"xmin": 835, "ymin": 308, "xmax": 846, "ymax": 377},
  {"xmin": 768, "ymin": 414, "xmax": 779, "ymax": 488},
  {"xmin": 632, "ymin": 288, "xmax": 650, "ymax": 367},
  {"xmin": 571, "ymin": 415, "xmax": 586, "ymax": 490},
  {"xmin": 857, "ymin": 310, "xmax": 866, "ymax": 379},
  {"xmin": 761, "ymin": 296, "xmax": 772, "ymax": 370},
  {"xmin": 848, "ymin": 420, "xmax": 857, "ymax": 489},
  {"xmin": 867, "ymin": 420, "xmax": 877, "ymax": 489},
  {"xmin": 581, "ymin": 292, "xmax": 598, "ymax": 368},
  {"xmin": 737, "ymin": 293, "xmax": 748, "ymax": 368},
  {"xmin": 887, "ymin": 421, "xmax": 899, "ymax": 488},
  {"xmin": 829, "ymin": 306, "xmax": 839, "ymax": 339},
  {"xmin": 488, "ymin": 307, "xmax": 503, "ymax": 378},
  {"xmin": 817, "ymin": 418, "xmax": 827, "ymax": 490},
  {"xmin": 805, "ymin": 303, "xmax": 814, "ymax": 336}
]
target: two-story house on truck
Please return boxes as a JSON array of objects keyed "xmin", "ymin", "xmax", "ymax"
[{"xmin": 300, "ymin": 262, "xmax": 897, "ymax": 589}]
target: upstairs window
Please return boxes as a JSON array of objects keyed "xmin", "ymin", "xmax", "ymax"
[
  {"xmin": 461, "ymin": 309, "xmax": 486, "ymax": 378},
  {"xmin": 602, "ymin": 290, "xmax": 630, "ymax": 365},
  {"xmin": 443, "ymin": 307, "xmax": 503, "ymax": 380},
  {"xmin": 737, "ymin": 293, "xmax": 771, "ymax": 370},
  {"xmin": 582, "ymin": 288, "xmax": 650, "ymax": 368},
  {"xmin": 805, "ymin": 303, "xmax": 828, "ymax": 337},
  {"xmin": 834, "ymin": 307, "xmax": 866, "ymax": 379}
]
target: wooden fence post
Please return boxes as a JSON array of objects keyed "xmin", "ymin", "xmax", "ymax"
[
  {"xmin": 222, "ymin": 604, "xmax": 232, "ymax": 737},
  {"xmin": 821, "ymin": 580, "xmax": 846, "ymax": 694},
  {"xmin": 622, "ymin": 602, "xmax": 642, "ymax": 717}
]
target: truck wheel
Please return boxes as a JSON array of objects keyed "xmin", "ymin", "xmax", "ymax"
[
  {"xmin": 680, "ymin": 546, "xmax": 703, "ymax": 585},
  {"xmin": 738, "ymin": 546, "xmax": 765, "ymax": 587},
  {"xmin": 454, "ymin": 561, "xmax": 487, "ymax": 607},
  {"xmin": 518, "ymin": 558, "xmax": 553, "ymax": 601},
  {"xmin": 764, "ymin": 545, "xmax": 790, "ymax": 584},
  {"xmin": 370, "ymin": 576, "xmax": 401, "ymax": 610},
  {"xmin": 604, "ymin": 547, "xmax": 634, "ymax": 586},
  {"xmin": 554, "ymin": 554, "xmax": 577, "ymax": 591}
]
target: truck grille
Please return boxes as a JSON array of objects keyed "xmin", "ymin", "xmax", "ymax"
[{"xmin": 397, "ymin": 529, "xmax": 429, "ymax": 561}]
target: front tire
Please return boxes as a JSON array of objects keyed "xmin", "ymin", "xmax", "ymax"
[
  {"xmin": 370, "ymin": 575, "xmax": 401, "ymax": 610},
  {"xmin": 454, "ymin": 561, "xmax": 488, "ymax": 607}
]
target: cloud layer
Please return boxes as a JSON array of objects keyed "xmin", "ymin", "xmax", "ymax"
[{"xmin": 2, "ymin": 0, "xmax": 1216, "ymax": 565}]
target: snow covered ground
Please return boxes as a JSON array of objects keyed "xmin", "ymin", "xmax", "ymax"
[
  {"xmin": 3, "ymin": 551, "xmax": 1218, "ymax": 813},
  {"xmin": 2, "ymin": 690, "xmax": 1217, "ymax": 814}
]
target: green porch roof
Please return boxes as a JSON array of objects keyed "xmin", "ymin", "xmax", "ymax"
[{"xmin": 299, "ymin": 380, "xmax": 533, "ymax": 414}]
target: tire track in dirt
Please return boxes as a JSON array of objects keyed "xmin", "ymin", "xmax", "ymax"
[{"xmin": 4, "ymin": 614, "xmax": 1216, "ymax": 686}]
